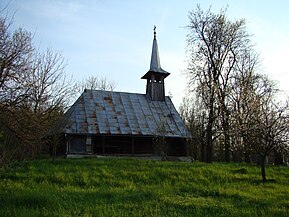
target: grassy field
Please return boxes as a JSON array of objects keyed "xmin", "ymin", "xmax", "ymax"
[{"xmin": 0, "ymin": 157, "xmax": 288, "ymax": 217}]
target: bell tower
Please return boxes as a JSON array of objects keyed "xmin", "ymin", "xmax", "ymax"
[{"xmin": 141, "ymin": 26, "xmax": 170, "ymax": 101}]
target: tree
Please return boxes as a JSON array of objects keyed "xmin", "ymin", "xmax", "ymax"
[
  {"xmin": 74, "ymin": 75, "xmax": 116, "ymax": 95},
  {"xmin": 184, "ymin": 5, "xmax": 289, "ymax": 181},
  {"xmin": 179, "ymin": 96, "xmax": 206, "ymax": 162},
  {"xmin": 186, "ymin": 5, "xmax": 251, "ymax": 162},
  {"xmin": 0, "ymin": 12, "xmax": 72, "ymax": 165},
  {"xmin": 229, "ymin": 48, "xmax": 260, "ymax": 162},
  {"xmin": 28, "ymin": 49, "xmax": 72, "ymax": 112},
  {"xmin": 251, "ymin": 97, "xmax": 288, "ymax": 182},
  {"xmin": 0, "ymin": 14, "xmax": 34, "ymax": 163},
  {"xmin": 230, "ymin": 63, "xmax": 288, "ymax": 181},
  {"xmin": 0, "ymin": 16, "xmax": 33, "ymax": 106}
]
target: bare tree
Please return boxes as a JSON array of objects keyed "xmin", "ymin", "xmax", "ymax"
[
  {"xmin": 251, "ymin": 97, "xmax": 288, "ymax": 182},
  {"xmin": 179, "ymin": 95, "xmax": 207, "ymax": 162},
  {"xmin": 186, "ymin": 5, "xmax": 251, "ymax": 162},
  {"xmin": 0, "ymin": 16, "xmax": 33, "ymax": 106},
  {"xmin": 229, "ymin": 48, "xmax": 260, "ymax": 162},
  {"xmin": 0, "ymin": 12, "xmax": 72, "ymax": 165},
  {"xmin": 28, "ymin": 48, "xmax": 72, "ymax": 112},
  {"xmin": 231, "ymin": 62, "xmax": 288, "ymax": 181},
  {"xmin": 74, "ymin": 75, "xmax": 116, "ymax": 95}
]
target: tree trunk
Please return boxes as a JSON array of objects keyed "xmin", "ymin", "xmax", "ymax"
[
  {"xmin": 206, "ymin": 114, "xmax": 213, "ymax": 163},
  {"xmin": 205, "ymin": 94, "xmax": 215, "ymax": 163},
  {"xmin": 241, "ymin": 133, "xmax": 251, "ymax": 163},
  {"xmin": 206, "ymin": 139, "xmax": 213, "ymax": 163},
  {"xmin": 224, "ymin": 126, "xmax": 230, "ymax": 162},
  {"xmin": 52, "ymin": 144, "xmax": 56, "ymax": 163},
  {"xmin": 274, "ymin": 150, "xmax": 284, "ymax": 165},
  {"xmin": 51, "ymin": 135, "xmax": 59, "ymax": 164},
  {"xmin": 244, "ymin": 151, "xmax": 250, "ymax": 163},
  {"xmin": 261, "ymin": 155, "xmax": 267, "ymax": 182},
  {"xmin": 222, "ymin": 106, "xmax": 230, "ymax": 162},
  {"xmin": 200, "ymin": 140, "xmax": 206, "ymax": 162}
]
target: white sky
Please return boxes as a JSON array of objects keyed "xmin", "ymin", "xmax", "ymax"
[{"xmin": 1, "ymin": 0, "xmax": 289, "ymax": 108}]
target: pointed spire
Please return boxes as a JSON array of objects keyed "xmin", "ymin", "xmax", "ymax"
[
  {"xmin": 150, "ymin": 26, "xmax": 162, "ymax": 72},
  {"xmin": 141, "ymin": 26, "xmax": 170, "ymax": 80}
]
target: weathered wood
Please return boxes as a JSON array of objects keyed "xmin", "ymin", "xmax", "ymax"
[{"xmin": 146, "ymin": 78, "xmax": 165, "ymax": 101}]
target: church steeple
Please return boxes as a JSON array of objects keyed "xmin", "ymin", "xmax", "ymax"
[{"xmin": 141, "ymin": 26, "xmax": 170, "ymax": 101}]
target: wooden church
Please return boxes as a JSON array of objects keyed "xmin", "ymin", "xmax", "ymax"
[{"xmin": 56, "ymin": 28, "xmax": 190, "ymax": 156}]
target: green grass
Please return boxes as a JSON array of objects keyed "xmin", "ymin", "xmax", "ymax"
[{"xmin": 0, "ymin": 158, "xmax": 288, "ymax": 216}]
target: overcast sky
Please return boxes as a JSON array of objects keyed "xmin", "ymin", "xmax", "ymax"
[{"xmin": 1, "ymin": 0, "xmax": 289, "ymax": 108}]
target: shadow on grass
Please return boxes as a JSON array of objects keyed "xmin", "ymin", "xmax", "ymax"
[
  {"xmin": 231, "ymin": 168, "xmax": 248, "ymax": 174},
  {"xmin": 0, "ymin": 193, "xmax": 51, "ymax": 209}
]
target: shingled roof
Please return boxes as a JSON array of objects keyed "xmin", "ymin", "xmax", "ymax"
[{"xmin": 61, "ymin": 89, "xmax": 189, "ymax": 138}]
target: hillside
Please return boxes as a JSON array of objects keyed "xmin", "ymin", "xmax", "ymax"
[{"xmin": 0, "ymin": 158, "xmax": 288, "ymax": 216}]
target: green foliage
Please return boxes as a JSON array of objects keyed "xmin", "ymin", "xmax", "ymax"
[{"xmin": 0, "ymin": 158, "xmax": 288, "ymax": 216}]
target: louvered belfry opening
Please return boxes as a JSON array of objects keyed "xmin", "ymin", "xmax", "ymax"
[{"xmin": 146, "ymin": 73, "xmax": 165, "ymax": 101}]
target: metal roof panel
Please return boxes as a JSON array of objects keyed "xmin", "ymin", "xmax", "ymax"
[{"xmin": 61, "ymin": 90, "xmax": 190, "ymax": 138}]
